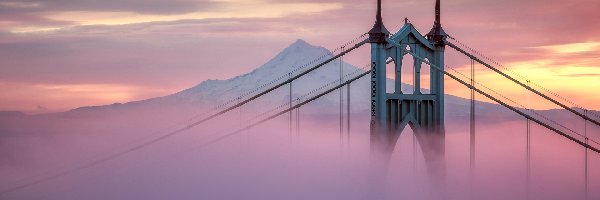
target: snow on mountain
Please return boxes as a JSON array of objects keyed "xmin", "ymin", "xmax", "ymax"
[{"xmin": 173, "ymin": 39, "xmax": 340, "ymax": 102}]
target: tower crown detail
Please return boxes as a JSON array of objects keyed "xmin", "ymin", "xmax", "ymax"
[{"xmin": 368, "ymin": 0, "xmax": 390, "ymax": 43}]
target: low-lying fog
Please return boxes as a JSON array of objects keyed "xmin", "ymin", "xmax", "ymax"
[{"xmin": 1, "ymin": 106, "xmax": 599, "ymax": 200}]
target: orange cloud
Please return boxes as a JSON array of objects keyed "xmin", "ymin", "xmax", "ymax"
[
  {"xmin": 533, "ymin": 42, "xmax": 600, "ymax": 54},
  {"xmin": 10, "ymin": 1, "xmax": 342, "ymax": 33}
]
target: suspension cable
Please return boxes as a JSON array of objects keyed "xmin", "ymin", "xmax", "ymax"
[
  {"xmin": 447, "ymin": 35, "xmax": 587, "ymax": 111},
  {"xmin": 446, "ymin": 66, "xmax": 587, "ymax": 141},
  {"xmin": 446, "ymin": 41, "xmax": 600, "ymax": 128}
]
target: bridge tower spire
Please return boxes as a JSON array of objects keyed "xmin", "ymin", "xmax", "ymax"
[
  {"xmin": 368, "ymin": 0, "xmax": 389, "ymax": 43},
  {"xmin": 427, "ymin": 0, "xmax": 447, "ymax": 44}
]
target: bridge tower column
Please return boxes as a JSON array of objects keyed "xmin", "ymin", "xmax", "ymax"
[
  {"xmin": 426, "ymin": 0, "xmax": 447, "ymax": 130},
  {"xmin": 368, "ymin": 0, "xmax": 390, "ymax": 133}
]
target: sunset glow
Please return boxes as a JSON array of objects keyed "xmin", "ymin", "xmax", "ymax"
[
  {"xmin": 0, "ymin": 82, "xmax": 169, "ymax": 113},
  {"xmin": 1, "ymin": 0, "xmax": 599, "ymax": 113},
  {"xmin": 2, "ymin": 1, "xmax": 600, "ymax": 200}
]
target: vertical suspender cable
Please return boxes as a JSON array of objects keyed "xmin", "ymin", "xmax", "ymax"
[
  {"xmin": 584, "ymin": 109, "xmax": 588, "ymax": 200},
  {"xmin": 297, "ymin": 98, "xmax": 300, "ymax": 136},
  {"xmin": 238, "ymin": 97, "xmax": 242, "ymax": 130},
  {"xmin": 526, "ymin": 80, "xmax": 531, "ymax": 199},
  {"xmin": 289, "ymin": 73, "xmax": 293, "ymax": 136},
  {"xmin": 340, "ymin": 46, "xmax": 344, "ymax": 142},
  {"xmin": 469, "ymin": 59, "xmax": 476, "ymax": 199},
  {"xmin": 470, "ymin": 59, "xmax": 475, "ymax": 170},
  {"xmin": 526, "ymin": 112, "xmax": 531, "ymax": 199},
  {"xmin": 347, "ymin": 83, "xmax": 351, "ymax": 143}
]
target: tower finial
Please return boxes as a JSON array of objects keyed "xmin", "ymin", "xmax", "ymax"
[
  {"xmin": 427, "ymin": 0, "xmax": 447, "ymax": 44},
  {"xmin": 376, "ymin": 0, "xmax": 383, "ymax": 24},
  {"xmin": 369, "ymin": 0, "xmax": 389, "ymax": 43},
  {"xmin": 435, "ymin": 0, "xmax": 441, "ymax": 25}
]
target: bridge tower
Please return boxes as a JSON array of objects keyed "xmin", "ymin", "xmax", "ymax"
[
  {"xmin": 369, "ymin": 0, "xmax": 446, "ymax": 134},
  {"xmin": 368, "ymin": 0, "xmax": 447, "ymax": 184}
]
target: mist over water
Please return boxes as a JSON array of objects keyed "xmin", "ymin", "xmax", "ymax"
[{"xmin": 0, "ymin": 109, "xmax": 599, "ymax": 200}]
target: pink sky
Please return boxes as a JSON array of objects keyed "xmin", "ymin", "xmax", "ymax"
[{"xmin": 1, "ymin": 0, "xmax": 599, "ymax": 113}]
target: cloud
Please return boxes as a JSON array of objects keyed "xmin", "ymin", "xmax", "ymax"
[
  {"xmin": 2, "ymin": 0, "xmax": 343, "ymax": 33},
  {"xmin": 0, "ymin": 81, "xmax": 169, "ymax": 113},
  {"xmin": 532, "ymin": 42, "xmax": 600, "ymax": 54},
  {"xmin": 0, "ymin": 0, "xmax": 223, "ymax": 32},
  {"xmin": 559, "ymin": 73, "xmax": 600, "ymax": 78},
  {"xmin": 0, "ymin": 0, "xmax": 219, "ymax": 15}
]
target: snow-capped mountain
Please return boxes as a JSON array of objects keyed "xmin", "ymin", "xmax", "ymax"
[{"xmin": 173, "ymin": 39, "xmax": 361, "ymax": 103}]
